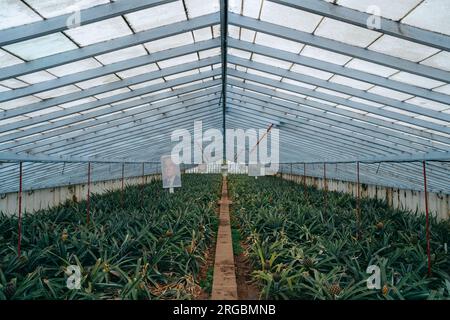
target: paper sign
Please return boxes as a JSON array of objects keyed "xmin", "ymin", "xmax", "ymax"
[
  {"xmin": 248, "ymin": 163, "xmax": 264, "ymax": 177},
  {"xmin": 161, "ymin": 155, "xmax": 181, "ymax": 189}
]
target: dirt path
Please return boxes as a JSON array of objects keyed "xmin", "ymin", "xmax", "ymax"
[{"xmin": 211, "ymin": 176, "xmax": 238, "ymax": 299}]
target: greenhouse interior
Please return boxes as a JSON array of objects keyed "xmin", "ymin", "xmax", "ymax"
[{"xmin": 0, "ymin": 0, "xmax": 449, "ymax": 304}]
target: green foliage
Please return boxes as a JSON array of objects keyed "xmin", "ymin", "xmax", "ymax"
[
  {"xmin": 229, "ymin": 175, "xmax": 450, "ymax": 300},
  {"xmin": 0, "ymin": 174, "xmax": 221, "ymax": 300},
  {"xmin": 199, "ymin": 266, "xmax": 214, "ymax": 294}
]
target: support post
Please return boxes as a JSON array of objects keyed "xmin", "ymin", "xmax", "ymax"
[
  {"xmin": 323, "ymin": 162, "xmax": 327, "ymax": 214},
  {"xmin": 303, "ymin": 163, "xmax": 306, "ymax": 188},
  {"xmin": 141, "ymin": 163, "xmax": 145, "ymax": 208},
  {"xmin": 87, "ymin": 162, "xmax": 91, "ymax": 224},
  {"xmin": 356, "ymin": 161, "xmax": 361, "ymax": 226},
  {"xmin": 17, "ymin": 161, "xmax": 23, "ymax": 257},
  {"xmin": 121, "ymin": 163, "xmax": 125, "ymax": 209},
  {"xmin": 422, "ymin": 161, "xmax": 432, "ymax": 276}
]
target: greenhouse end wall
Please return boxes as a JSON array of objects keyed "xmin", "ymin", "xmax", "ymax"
[
  {"xmin": 0, "ymin": 174, "xmax": 161, "ymax": 217},
  {"xmin": 281, "ymin": 173, "xmax": 450, "ymax": 221}
]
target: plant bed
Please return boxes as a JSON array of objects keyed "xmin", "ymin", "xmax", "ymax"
[
  {"xmin": 0, "ymin": 174, "xmax": 221, "ymax": 300},
  {"xmin": 228, "ymin": 175, "xmax": 450, "ymax": 300}
]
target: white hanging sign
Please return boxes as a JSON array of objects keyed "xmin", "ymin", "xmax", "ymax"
[
  {"xmin": 161, "ymin": 155, "xmax": 181, "ymax": 191},
  {"xmin": 248, "ymin": 163, "xmax": 264, "ymax": 177}
]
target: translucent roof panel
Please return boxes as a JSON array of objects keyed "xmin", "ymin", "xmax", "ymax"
[
  {"xmin": 4, "ymin": 33, "xmax": 78, "ymax": 60},
  {"xmin": 25, "ymin": 0, "xmax": 109, "ymax": 18},
  {"xmin": 125, "ymin": 1, "xmax": 187, "ymax": 32}
]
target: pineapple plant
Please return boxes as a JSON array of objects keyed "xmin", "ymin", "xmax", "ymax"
[
  {"xmin": 228, "ymin": 175, "xmax": 450, "ymax": 300},
  {"xmin": 0, "ymin": 174, "xmax": 222, "ymax": 300}
]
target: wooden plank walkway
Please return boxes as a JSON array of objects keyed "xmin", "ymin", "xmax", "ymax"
[{"xmin": 211, "ymin": 176, "xmax": 238, "ymax": 300}]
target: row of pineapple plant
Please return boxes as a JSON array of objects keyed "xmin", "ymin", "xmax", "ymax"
[
  {"xmin": 228, "ymin": 175, "xmax": 450, "ymax": 300},
  {"xmin": 0, "ymin": 174, "xmax": 221, "ymax": 300}
]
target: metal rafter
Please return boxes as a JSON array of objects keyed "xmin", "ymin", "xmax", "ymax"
[
  {"xmin": 269, "ymin": 0, "xmax": 450, "ymax": 51},
  {"xmin": 228, "ymin": 13, "xmax": 450, "ymax": 83},
  {"xmin": 0, "ymin": 12, "xmax": 220, "ymax": 81},
  {"xmin": 0, "ymin": 0, "xmax": 178, "ymax": 47},
  {"xmin": 228, "ymin": 38, "xmax": 450, "ymax": 106}
]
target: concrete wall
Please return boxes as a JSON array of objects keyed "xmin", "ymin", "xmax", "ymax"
[
  {"xmin": 0, "ymin": 174, "xmax": 161, "ymax": 217},
  {"xmin": 280, "ymin": 173, "xmax": 450, "ymax": 221}
]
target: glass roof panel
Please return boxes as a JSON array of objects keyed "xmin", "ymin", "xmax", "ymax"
[
  {"xmin": 229, "ymin": 0, "xmax": 242, "ymax": 14},
  {"xmin": 95, "ymin": 88, "xmax": 131, "ymax": 100},
  {"xmin": 336, "ymin": 105, "xmax": 368, "ymax": 115},
  {"xmin": 185, "ymin": 0, "xmax": 219, "ymax": 18},
  {"xmin": 193, "ymin": 27, "xmax": 214, "ymax": 42},
  {"xmin": 116, "ymin": 64, "xmax": 160, "ymax": 79},
  {"xmin": 367, "ymin": 86, "xmax": 413, "ymax": 101},
  {"xmin": 64, "ymin": 17, "xmax": 132, "ymax": 47},
  {"xmin": 0, "ymin": 49, "xmax": 24, "ymax": 68},
  {"xmin": 165, "ymin": 69, "xmax": 199, "ymax": 81},
  {"xmin": 240, "ymin": 29, "xmax": 256, "ymax": 42},
  {"xmin": 329, "ymin": 75, "xmax": 374, "ymax": 90},
  {"xmin": 420, "ymin": 51, "xmax": 450, "ymax": 72},
  {"xmin": 144, "ymin": 32, "xmax": 194, "ymax": 53},
  {"xmin": 252, "ymin": 54, "xmax": 292, "ymax": 69},
  {"xmin": 47, "ymin": 58, "xmax": 102, "ymax": 77},
  {"xmin": 0, "ymin": 78, "xmax": 28, "ymax": 89},
  {"xmin": 34, "ymin": 85, "xmax": 81, "ymax": 99},
  {"xmin": 229, "ymin": 48, "xmax": 251, "ymax": 59},
  {"xmin": 76, "ymin": 74, "xmax": 120, "ymax": 90},
  {"xmin": 389, "ymin": 72, "xmax": 445, "ymax": 89},
  {"xmin": 4, "ymin": 33, "xmax": 78, "ymax": 61},
  {"xmin": 314, "ymin": 18, "xmax": 381, "ymax": 48},
  {"xmin": 281, "ymin": 78, "xmax": 316, "ymax": 90},
  {"xmin": 254, "ymin": 32, "xmax": 304, "ymax": 53},
  {"xmin": 368, "ymin": 35, "xmax": 440, "ymax": 62},
  {"xmin": 405, "ymin": 97, "xmax": 449, "ymax": 111},
  {"xmin": 433, "ymin": 84, "xmax": 450, "ymax": 95},
  {"xmin": 315, "ymin": 88, "xmax": 351, "ymax": 99},
  {"xmin": 300, "ymin": 46, "xmax": 352, "ymax": 65},
  {"xmin": 401, "ymin": 0, "xmax": 450, "ymax": 36},
  {"xmin": 0, "ymin": 96, "xmax": 42, "ymax": 111},
  {"xmin": 336, "ymin": 0, "xmax": 422, "ymax": 21},
  {"xmin": 129, "ymin": 78, "xmax": 165, "ymax": 91},
  {"xmin": 246, "ymin": 68, "xmax": 282, "ymax": 81},
  {"xmin": 95, "ymin": 45, "xmax": 147, "ymax": 64},
  {"xmin": 17, "ymin": 71, "xmax": 57, "ymax": 84},
  {"xmin": 0, "ymin": 0, "xmax": 41, "ymax": 30},
  {"xmin": 290, "ymin": 64, "xmax": 333, "ymax": 80},
  {"xmin": 199, "ymin": 48, "xmax": 221, "ymax": 59},
  {"xmin": 59, "ymin": 97, "xmax": 97, "ymax": 109},
  {"xmin": 125, "ymin": 1, "xmax": 187, "ymax": 32},
  {"xmin": 243, "ymin": 0, "xmax": 263, "ymax": 19},
  {"xmin": 349, "ymin": 97, "xmax": 384, "ymax": 108},
  {"xmin": 262, "ymin": 3, "xmax": 322, "ymax": 33},
  {"xmin": 25, "ymin": 0, "xmax": 109, "ymax": 18},
  {"xmin": 157, "ymin": 53, "xmax": 199, "ymax": 68},
  {"xmin": 345, "ymin": 59, "xmax": 398, "ymax": 77}
]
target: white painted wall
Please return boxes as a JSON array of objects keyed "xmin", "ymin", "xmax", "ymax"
[
  {"xmin": 280, "ymin": 173, "xmax": 450, "ymax": 221},
  {"xmin": 0, "ymin": 174, "xmax": 161, "ymax": 217}
]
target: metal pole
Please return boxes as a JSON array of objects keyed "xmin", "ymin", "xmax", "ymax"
[
  {"xmin": 141, "ymin": 163, "xmax": 145, "ymax": 208},
  {"xmin": 422, "ymin": 161, "xmax": 432, "ymax": 276},
  {"xmin": 303, "ymin": 163, "xmax": 306, "ymax": 188},
  {"xmin": 323, "ymin": 162, "xmax": 327, "ymax": 213},
  {"xmin": 121, "ymin": 163, "xmax": 125, "ymax": 209},
  {"xmin": 17, "ymin": 161, "xmax": 23, "ymax": 257},
  {"xmin": 87, "ymin": 162, "xmax": 91, "ymax": 224},
  {"xmin": 356, "ymin": 161, "xmax": 361, "ymax": 226},
  {"xmin": 220, "ymin": 0, "xmax": 228, "ymax": 162}
]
